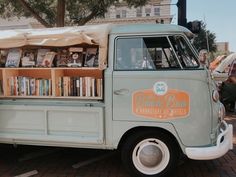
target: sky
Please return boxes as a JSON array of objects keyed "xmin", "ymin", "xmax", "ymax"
[{"xmin": 171, "ymin": 0, "xmax": 236, "ymax": 52}]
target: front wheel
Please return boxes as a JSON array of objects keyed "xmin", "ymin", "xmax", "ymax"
[{"xmin": 121, "ymin": 130, "xmax": 179, "ymax": 177}]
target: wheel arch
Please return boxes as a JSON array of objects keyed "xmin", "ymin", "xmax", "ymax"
[{"xmin": 117, "ymin": 126, "xmax": 183, "ymax": 154}]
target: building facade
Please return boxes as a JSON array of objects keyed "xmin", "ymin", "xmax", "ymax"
[
  {"xmin": 0, "ymin": 17, "xmax": 43, "ymax": 30},
  {"xmin": 89, "ymin": 0, "xmax": 173, "ymax": 24},
  {"xmin": 216, "ymin": 42, "xmax": 229, "ymax": 53},
  {"xmin": 0, "ymin": 0, "xmax": 172, "ymax": 30}
]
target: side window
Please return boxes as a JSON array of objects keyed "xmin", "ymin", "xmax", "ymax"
[
  {"xmin": 115, "ymin": 36, "xmax": 181, "ymax": 70},
  {"xmin": 169, "ymin": 36, "xmax": 199, "ymax": 68}
]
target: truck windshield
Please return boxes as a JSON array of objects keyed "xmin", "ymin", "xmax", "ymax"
[{"xmin": 115, "ymin": 35, "xmax": 199, "ymax": 71}]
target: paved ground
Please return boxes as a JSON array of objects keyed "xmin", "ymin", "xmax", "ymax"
[{"xmin": 0, "ymin": 114, "xmax": 235, "ymax": 177}]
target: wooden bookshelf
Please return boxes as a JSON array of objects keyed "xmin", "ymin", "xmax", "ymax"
[{"xmin": 0, "ymin": 67, "xmax": 103, "ymax": 100}]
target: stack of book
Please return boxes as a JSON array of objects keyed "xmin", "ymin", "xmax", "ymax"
[{"xmin": 58, "ymin": 76, "xmax": 102, "ymax": 97}]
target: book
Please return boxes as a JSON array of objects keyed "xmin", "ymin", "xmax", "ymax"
[
  {"xmin": 0, "ymin": 50, "xmax": 8, "ymax": 67},
  {"xmin": 56, "ymin": 48, "xmax": 70, "ymax": 67},
  {"xmin": 42, "ymin": 51, "xmax": 56, "ymax": 67},
  {"xmin": 76, "ymin": 78, "xmax": 80, "ymax": 96},
  {"xmin": 58, "ymin": 77, "xmax": 63, "ymax": 96},
  {"xmin": 91, "ymin": 78, "xmax": 95, "ymax": 97},
  {"xmin": 79, "ymin": 77, "xmax": 83, "ymax": 97},
  {"xmin": 21, "ymin": 50, "xmax": 36, "ymax": 67},
  {"xmin": 36, "ymin": 49, "xmax": 50, "ymax": 67},
  {"xmin": 5, "ymin": 48, "xmax": 22, "ymax": 67},
  {"xmin": 63, "ymin": 77, "xmax": 69, "ymax": 96},
  {"xmin": 68, "ymin": 47, "xmax": 83, "ymax": 67},
  {"xmin": 29, "ymin": 78, "xmax": 36, "ymax": 96},
  {"xmin": 84, "ymin": 48, "xmax": 98, "ymax": 67}
]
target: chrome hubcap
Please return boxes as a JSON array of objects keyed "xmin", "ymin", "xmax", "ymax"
[{"xmin": 132, "ymin": 138, "xmax": 170, "ymax": 175}]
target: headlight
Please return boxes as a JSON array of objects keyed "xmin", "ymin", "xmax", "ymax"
[
  {"xmin": 212, "ymin": 90, "xmax": 220, "ymax": 102},
  {"xmin": 218, "ymin": 103, "xmax": 225, "ymax": 122}
]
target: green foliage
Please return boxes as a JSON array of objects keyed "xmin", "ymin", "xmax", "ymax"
[
  {"xmin": 66, "ymin": 0, "xmax": 115, "ymax": 25},
  {"xmin": 0, "ymin": 0, "xmax": 148, "ymax": 26},
  {"xmin": 126, "ymin": 0, "xmax": 148, "ymax": 7},
  {"xmin": 192, "ymin": 22, "xmax": 217, "ymax": 53},
  {"xmin": 0, "ymin": 0, "xmax": 56, "ymax": 24}
]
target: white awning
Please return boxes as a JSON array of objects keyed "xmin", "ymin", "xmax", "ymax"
[{"xmin": 0, "ymin": 24, "xmax": 111, "ymax": 70}]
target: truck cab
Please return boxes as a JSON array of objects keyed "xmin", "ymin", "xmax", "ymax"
[{"xmin": 107, "ymin": 24, "xmax": 233, "ymax": 176}]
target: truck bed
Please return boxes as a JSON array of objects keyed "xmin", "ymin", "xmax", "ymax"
[{"xmin": 0, "ymin": 99, "xmax": 104, "ymax": 147}]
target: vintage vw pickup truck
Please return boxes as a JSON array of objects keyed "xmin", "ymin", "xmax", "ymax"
[{"xmin": 0, "ymin": 24, "xmax": 233, "ymax": 177}]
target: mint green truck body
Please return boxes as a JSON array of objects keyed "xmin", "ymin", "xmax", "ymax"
[{"xmin": 0, "ymin": 24, "xmax": 233, "ymax": 177}]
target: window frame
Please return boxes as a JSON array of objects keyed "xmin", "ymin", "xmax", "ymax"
[
  {"xmin": 136, "ymin": 8, "xmax": 142, "ymax": 17},
  {"xmin": 145, "ymin": 8, "xmax": 151, "ymax": 16},
  {"xmin": 116, "ymin": 10, "xmax": 121, "ymax": 18},
  {"xmin": 114, "ymin": 34, "xmax": 200, "ymax": 71},
  {"xmin": 121, "ymin": 10, "xmax": 127, "ymax": 18},
  {"xmin": 154, "ymin": 6, "xmax": 160, "ymax": 16}
]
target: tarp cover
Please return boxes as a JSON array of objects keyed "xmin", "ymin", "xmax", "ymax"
[{"xmin": 0, "ymin": 24, "xmax": 111, "ymax": 70}]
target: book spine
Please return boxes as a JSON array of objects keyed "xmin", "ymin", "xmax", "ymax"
[
  {"xmin": 18, "ymin": 76, "xmax": 22, "ymax": 96},
  {"xmin": 68, "ymin": 77, "xmax": 71, "ymax": 96},
  {"xmin": 76, "ymin": 78, "xmax": 80, "ymax": 96},
  {"xmin": 58, "ymin": 77, "xmax": 62, "ymax": 96},
  {"xmin": 80, "ymin": 77, "xmax": 83, "ymax": 97},
  {"xmin": 30, "ymin": 78, "xmax": 36, "ymax": 96},
  {"xmin": 96, "ymin": 78, "xmax": 101, "ymax": 97},
  {"xmin": 10, "ymin": 76, "xmax": 14, "ymax": 96},
  {"xmin": 45, "ymin": 79, "xmax": 49, "ymax": 96},
  {"xmin": 26, "ymin": 78, "xmax": 30, "ymax": 96},
  {"xmin": 22, "ymin": 77, "xmax": 26, "ymax": 96},
  {"xmin": 39, "ymin": 79, "xmax": 43, "ymax": 96},
  {"xmin": 87, "ymin": 77, "xmax": 91, "ymax": 97},
  {"xmin": 100, "ymin": 78, "xmax": 103, "ymax": 98},
  {"xmin": 36, "ymin": 79, "xmax": 40, "ymax": 96},
  {"xmin": 14, "ymin": 76, "xmax": 18, "ymax": 96},
  {"xmin": 49, "ymin": 79, "xmax": 52, "ymax": 96},
  {"xmin": 72, "ymin": 77, "xmax": 77, "ymax": 96},
  {"xmin": 92, "ymin": 78, "xmax": 95, "ymax": 97}
]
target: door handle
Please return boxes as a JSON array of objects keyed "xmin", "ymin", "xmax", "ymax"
[{"xmin": 114, "ymin": 89, "xmax": 129, "ymax": 95}]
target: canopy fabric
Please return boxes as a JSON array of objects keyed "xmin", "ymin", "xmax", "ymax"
[
  {"xmin": 214, "ymin": 53, "xmax": 236, "ymax": 73},
  {"xmin": 0, "ymin": 24, "xmax": 111, "ymax": 70},
  {"xmin": 209, "ymin": 55, "xmax": 226, "ymax": 71}
]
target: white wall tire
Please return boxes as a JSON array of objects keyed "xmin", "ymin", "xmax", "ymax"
[{"xmin": 121, "ymin": 130, "xmax": 179, "ymax": 177}]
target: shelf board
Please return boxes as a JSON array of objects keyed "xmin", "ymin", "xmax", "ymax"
[
  {"xmin": 0, "ymin": 96, "xmax": 103, "ymax": 100},
  {"xmin": 1, "ymin": 67, "xmax": 100, "ymax": 70}
]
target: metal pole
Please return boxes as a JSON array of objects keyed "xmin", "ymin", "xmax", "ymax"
[
  {"xmin": 177, "ymin": 0, "xmax": 187, "ymax": 27},
  {"xmin": 204, "ymin": 15, "xmax": 210, "ymax": 52}
]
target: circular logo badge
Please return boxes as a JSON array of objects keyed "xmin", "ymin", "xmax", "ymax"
[{"xmin": 153, "ymin": 82, "xmax": 168, "ymax": 96}]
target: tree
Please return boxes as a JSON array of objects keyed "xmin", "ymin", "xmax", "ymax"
[
  {"xmin": 0, "ymin": 0, "xmax": 148, "ymax": 27},
  {"xmin": 192, "ymin": 22, "xmax": 217, "ymax": 53}
]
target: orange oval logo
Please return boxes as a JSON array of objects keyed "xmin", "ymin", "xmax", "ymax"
[{"xmin": 132, "ymin": 89, "xmax": 190, "ymax": 119}]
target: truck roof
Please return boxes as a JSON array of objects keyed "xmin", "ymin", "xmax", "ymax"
[{"xmin": 110, "ymin": 24, "xmax": 193, "ymax": 37}]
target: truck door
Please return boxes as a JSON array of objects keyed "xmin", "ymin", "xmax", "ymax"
[{"xmin": 112, "ymin": 35, "xmax": 212, "ymax": 146}]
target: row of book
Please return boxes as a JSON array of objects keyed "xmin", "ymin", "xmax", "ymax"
[
  {"xmin": 6, "ymin": 76, "xmax": 103, "ymax": 98},
  {"xmin": 0, "ymin": 47, "xmax": 99, "ymax": 68},
  {"xmin": 8, "ymin": 76, "xmax": 52, "ymax": 96},
  {"xmin": 58, "ymin": 76, "xmax": 103, "ymax": 97}
]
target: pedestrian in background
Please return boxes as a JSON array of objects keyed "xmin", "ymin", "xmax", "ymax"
[
  {"xmin": 220, "ymin": 57, "xmax": 236, "ymax": 114},
  {"xmin": 199, "ymin": 49, "xmax": 209, "ymax": 67}
]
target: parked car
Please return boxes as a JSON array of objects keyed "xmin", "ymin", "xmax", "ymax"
[{"xmin": 212, "ymin": 53, "xmax": 236, "ymax": 112}]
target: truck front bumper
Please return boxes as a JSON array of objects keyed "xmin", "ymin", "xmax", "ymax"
[{"xmin": 185, "ymin": 120, "xmax": 233, "ymax": 160}]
